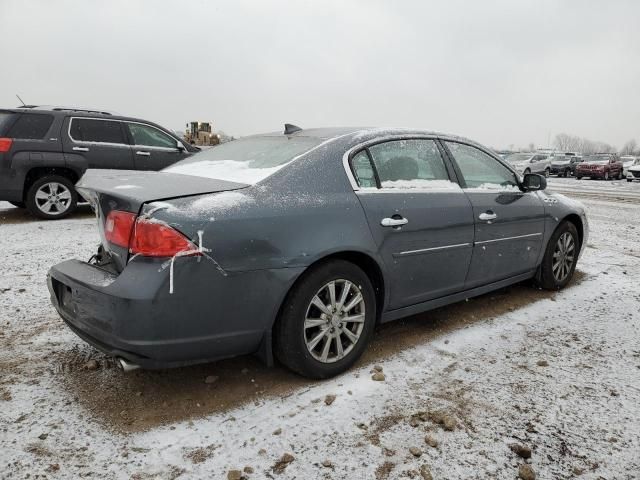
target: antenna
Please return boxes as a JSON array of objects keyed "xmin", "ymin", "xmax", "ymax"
[
  {"xmin": 284, "ymin": 123, "xmax": 302, "ymax": 135},
  {"xmin": 16, "ymin": 94, "xmax": 26, "ymax": 106}
]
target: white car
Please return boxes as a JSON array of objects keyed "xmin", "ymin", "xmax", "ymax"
[
  {"xmin": 621, "ymin": 156, "xmax": 639, "ymax": 177},
  {"xmin": 504, "ymin": 152, "xmax": 552, "ymax": 177},
  {"xmin": 626, "ymin": 163, "xmax": 640, "ymax": 182}
]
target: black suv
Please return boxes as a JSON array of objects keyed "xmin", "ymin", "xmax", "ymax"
[{"xmin": 0, "ymin": 106, "xmax": 198, "ymax": 219}]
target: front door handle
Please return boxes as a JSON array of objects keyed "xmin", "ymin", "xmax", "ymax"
[
  {"xmin": 136, "ymin": 151, "xmax": 151, "ymax": 156},
  {"xmin": 72, "ymin": 146, "xmax": 89, "ymax": 152},
  {"xmin": 381, "ymin": 216, "xmax": 408, "ymax": 227},
  {"xmin": 479, "ymin": 212, "xmax": 497, "ymax": 221}
]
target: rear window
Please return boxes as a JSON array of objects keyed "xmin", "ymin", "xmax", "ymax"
[
  {"xmin": 69, "ymin": 118, "xmax": 125, "ymax": 144},
  {"xmin": 0, "ymin": 113, "xmax": 15, "ymax": 135},
  {"xmin": 164, "ymin": 136, "xmax": 324, "ymax": 184},
  {"xmin": 6, "ymin": 113, "xmax": 54, "ymax": 139}
]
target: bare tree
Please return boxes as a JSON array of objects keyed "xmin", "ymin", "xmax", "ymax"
[{"xmin": 620, "ymin": 139, "xmax": 638, "ymax": 156}]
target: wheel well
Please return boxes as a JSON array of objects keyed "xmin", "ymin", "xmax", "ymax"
[
  {"xmin": 23, "ymin": 168, "xmax": 80, "ymax": 201},
  {"xmin": 562, "ymin": 214, "xmax": 584, "ymax": 248}
]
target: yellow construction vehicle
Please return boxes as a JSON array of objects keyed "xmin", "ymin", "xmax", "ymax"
[{"xmin": 184, "ymin": 121, "xmax": 220, "ymax": 146}]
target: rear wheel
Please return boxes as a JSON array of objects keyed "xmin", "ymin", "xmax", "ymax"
[
  {"xmin": 274, "ymin": 260, "xmax": 376, "ymax": 379},
  {"xmin": 26, "ymin": 175, "xmax": 78, "ymax": 220},
  {"xmin": 536, "ymin": 221, "xmax": 580, "ymax": 290},
  {"xmin": 9, "ymin": 201, "xmax": 25, "ymax": 208}
]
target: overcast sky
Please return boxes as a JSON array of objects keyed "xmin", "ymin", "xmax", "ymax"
[{"xmin": 1, "ymin": 0, "xmax": 639, "ymax": 149}]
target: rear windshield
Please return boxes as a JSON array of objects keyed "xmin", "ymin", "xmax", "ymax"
[
  {"xmin": 7, "ymin": 113, "xmax": 54, "ymax": 139},
  {"xmin": 164, "ymin": 136, "xmax": 324, "ymax": 184},
  {"xmin": 0, "ymin": 112, "xmax": 15, "ymax": 135}
]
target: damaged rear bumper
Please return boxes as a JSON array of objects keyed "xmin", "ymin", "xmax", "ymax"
[{"xmin": 47, "ymin": 259, "xmax": 302, "ymax": 369}]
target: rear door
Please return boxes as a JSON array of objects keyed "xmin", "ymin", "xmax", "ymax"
[
  {"xmin": 442, "ymin": 141, "xmax": 545, "ymax": 288},
  {"xmin": 351, "ymin": 138, "xmax": 474, "ymax": 310},
  {"xmin": 124, "ymin": 121, "xmax": 189, "ymax": 170},
  {"xmin": 62, "ymin": 117, "xmax": 133, "ymax": 169}
]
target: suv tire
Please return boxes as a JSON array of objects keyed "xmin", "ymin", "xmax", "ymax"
[
  {"xmin": 274, "ymin": 260, "xmax": 376, "ymax": 379},
  {"xmin": 26, "ymin": 175, "xmax": 78, "ymax": 220},
  {"xmin": 535, "ymin": 221, "xmax": 580, "ymax": 290}
]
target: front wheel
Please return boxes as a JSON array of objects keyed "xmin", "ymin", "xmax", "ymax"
[
  {"xmin": 274, "ymin": 260, "xmax": 376, "ymax": 379},
  {"xmin": 26, "ymin": 175, "xmax": 78, "ymax": 220},
  {"xmin": 536, "ymin": 221, "xmax": 580, "ymax": 290}
]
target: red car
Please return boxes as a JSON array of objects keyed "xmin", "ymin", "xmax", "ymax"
[{"xmin": 575, "ymin": 153, "xmax": 623, "ymax": 180}]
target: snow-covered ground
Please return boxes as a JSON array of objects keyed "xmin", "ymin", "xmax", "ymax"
[{"xmin": 1, "ymin": 180, "xmax": 639, "ymax": 479}]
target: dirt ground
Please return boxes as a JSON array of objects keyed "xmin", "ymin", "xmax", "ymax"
[{"xmin": 1, "ymin": 177, "xmax": 639, "ymax": 479}]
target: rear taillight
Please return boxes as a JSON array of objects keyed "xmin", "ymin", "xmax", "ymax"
[
  {"xmin": 104, "ymin": 210, "xmax": 198, "ymax": 257},
  {"xmin": 130, "ymin": 218, "xmax": 198, "ymax": 257},
  {"xmin": 105, "ymin": 211, "xmax": 136, "ymax": 248},
  {"xmin": 0, "ymin": 138, "xmax": 13, "ymax": 153}
]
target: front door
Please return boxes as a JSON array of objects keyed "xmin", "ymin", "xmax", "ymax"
[
  {"xmin": 125, "ymin": 122, "xmax": 189, "ymax": 171},
  {"xmin": 442, "ymin": 141, "xmax": 546, "ymax": 288},
  {"xmin": 351, "ymin": 138, "xmax": 475, "ymax": 310},
  {"xmin": 62, "ymin": 117, "xmax": 133, "ymax": 169}
]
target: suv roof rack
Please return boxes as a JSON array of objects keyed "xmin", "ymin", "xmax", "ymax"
[{"xmin": 16, "ymin": 105, "xmax": 117, "ymax": 116}]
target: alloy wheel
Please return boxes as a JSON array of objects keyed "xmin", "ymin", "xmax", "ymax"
[
  {"xmin": 304, "ymin": 279, "xmax": 365, "ymax": 363},
  {"xmin": 34, "ymin": 182, "xmax": 72, "ymax": 215},
  {"xmin": 552, "ymin": 232, "xmax": 575, "ymax": 283}
]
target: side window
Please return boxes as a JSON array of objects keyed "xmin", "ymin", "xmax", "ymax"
[
  {"xmin": 7, "ymin": 114, "xmax": 54, "ymax": 139},
  {"xmin": 367, "ymin": 139, "xmax": 451, "ymax": 188},
  {"xmin": 445, "ymin": 142, "xmax": 518, "ymax": 190},
  {"xmin": 127, "ymin": 123, "xmax": 177, "ymax": 148},
  {"xmin": 351, "ymin": 150, "xmax": 377, "ymax": 188},
  {"xmin": 69, "ymin": 119, "xmax": 125, "ymax": 144}
]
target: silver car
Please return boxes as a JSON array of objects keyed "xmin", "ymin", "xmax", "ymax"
[{"xmin": 504, "ymin": 153, "xmax": 551, "ymax": 177}]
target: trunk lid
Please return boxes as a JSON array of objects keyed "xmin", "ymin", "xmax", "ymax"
[{"xmin": 76, "ymin": 169, "xmax": 247, "ymax": 272}]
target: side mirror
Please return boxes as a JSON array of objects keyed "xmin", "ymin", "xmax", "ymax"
[
  {"xmin": 522, "ymin": 173, "xmax": 546, "ymax": 191},
  {"xmin": 176, "ymin": 140, "xmax": 186, "ymax": 151}
]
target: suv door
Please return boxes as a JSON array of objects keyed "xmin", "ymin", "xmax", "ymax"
[
  {"xmin": 442, "ymin": 141, "xmax": 545, "ymax": 288},
  {"xmin": 350, "ymin": 138, "xmax": 474, "ymax": 310},
  {"xmin": 62, "ymin": 117, "xmax": 133, "ymax": 169},
  {"xmin": 124, "ymin": 122, "xmax": 189, "ymax": 170}
]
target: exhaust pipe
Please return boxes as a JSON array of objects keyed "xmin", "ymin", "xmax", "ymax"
[{"xmin": 117, "ymin": 357, "xmax": 140, "ymax": 372}]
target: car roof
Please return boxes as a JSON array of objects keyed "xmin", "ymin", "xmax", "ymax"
[{"xmin": 1, "ymin": 106, "xmax": 162, "ymax": 125}]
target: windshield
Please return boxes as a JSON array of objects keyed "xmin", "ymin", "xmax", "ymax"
[
  {"xmin": 164, "ymin": 136, "xmax": 324, "ymax": 184},
  {"xmin": 583, "ymin": 155, "xmax": 611, "ymax": 164},
  {"xmin": 504, "ymin": 153, "xmax": 532, "ymax": 164}
]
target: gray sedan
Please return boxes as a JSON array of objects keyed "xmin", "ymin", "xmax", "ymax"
[{"xmin": 47, "ymin": 126, "xmax": 588, "ymax": 378}]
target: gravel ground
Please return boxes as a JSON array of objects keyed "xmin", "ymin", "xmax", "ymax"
[{"xmin": 1, "ymin": 178, "xmax": 639, "ymax": 479}]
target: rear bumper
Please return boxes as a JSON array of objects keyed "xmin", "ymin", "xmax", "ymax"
[{"xmin": 48, "ymin": 258, "xmax": 302, "ymax": 368}]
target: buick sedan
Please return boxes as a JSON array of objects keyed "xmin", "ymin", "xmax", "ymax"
[{"xmin": 48, "ymin": 126, "xmax": 588, "ymax": 378}]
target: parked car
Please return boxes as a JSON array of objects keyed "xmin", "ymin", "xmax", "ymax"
[
  {"xmin": 575, "ymin": 153, "xmax": 623, "ymax": 180},
  {"xmin": 626, "ymin": 163, "xmax": 640, "ymax": 182},
  {"xmin": 504, "ymin": 152, "xmax": 551, "ymax": 177},
  {"xmin": 549, "ymin": 152, "xmax": 582, "ymax": 177},
  {"xmin": 47, "ymin": 126, "xmax": 588, "ymax": 379},
  {"xmin": 621, "ymin": 155, "xmax": 639, "ymax": 177},
  {"xmin": 0, "ymin": 106, "xmax": 199, "ymax": 219}
]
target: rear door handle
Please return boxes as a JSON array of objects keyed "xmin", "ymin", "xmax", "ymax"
[
  {"xmin": 479, "ymin": 212, "xmax": 497, "ymax": 221},
  {"xmin": 381, "ymin": 217, "xmax": 408, "ymax": 227},
  {"xmin": 136, "ymin": 151, "xmax": 151, "ymax": 156},
  {"xmin": 72, "ymin": 146, "xmax": 89, "ymax": 152}
]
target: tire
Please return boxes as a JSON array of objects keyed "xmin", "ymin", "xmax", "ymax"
[
  {"xmin": 535, "ymin": 221, "xmax": 580, "ymax": 290},
  {"xmin": 544, "ymin": 168, "xmax": 550, "ymax": 178},
  {"xmin": 26, "ymin": 175, "xmax": 78, "ymax": 220},
  {"xmin": 274, "ymin": 260, "xmax": 376, "ymax": 379},
  {"xmin": 617, "ymin": 171, "xmax": 623, "ymax": 180},
  {"xmin": 603, "ymin": 171, "xmax": 609, "ymax": 181},
  {"xmin": 628, "ymin": 179, "xmax": 633, "ymax": 183},
  {"xmin": 9, "ymin": 201, "xmax": 26, "ymax": 208},
  {"xmin": 576, "ymin": 176, "xmax": 582, "ymax": 180}
]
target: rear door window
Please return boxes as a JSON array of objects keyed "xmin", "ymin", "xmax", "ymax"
[
  {"xmin": 127, "ymin": 123, "xmax": 177, "ymax": 149},
  {"xmin": 7, "ymin": 113, "xmax": 54, "ymax": 139},
  {"xmin": 69, "ymin": 118, "xmax": 125, "ymax": 144},
  {"xmin": 366, "ymin": 139, "xmax": 453, "ymax": 189}
]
